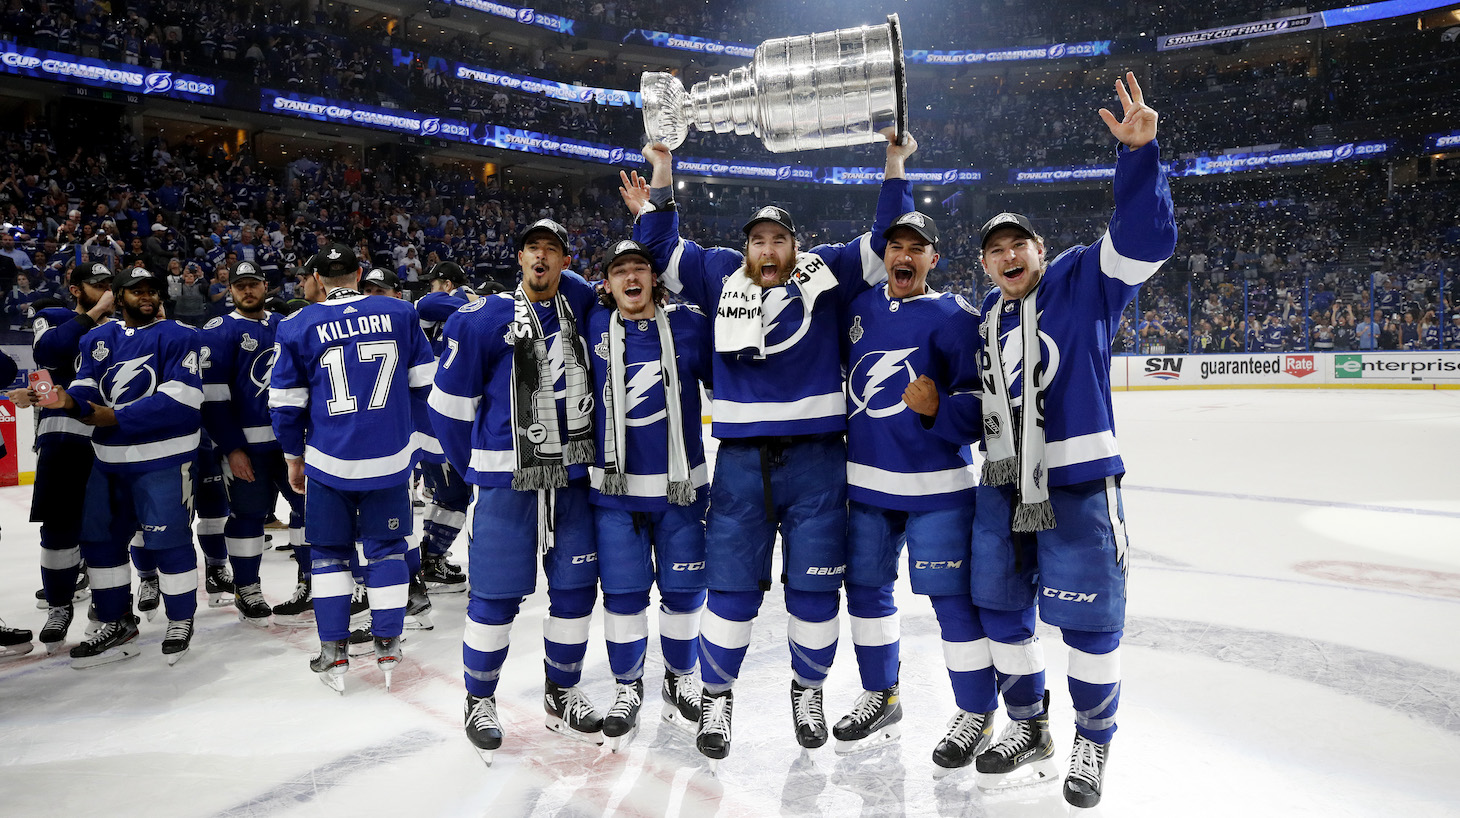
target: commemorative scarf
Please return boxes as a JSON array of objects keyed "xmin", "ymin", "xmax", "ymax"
[
  {"xmin": 508, "ymin": 287, "xmax": 593, "ymax": 493},
  {"xmin": 713, "ymin": 251, "xmax": 836, "ymax": 358},
  {"xmin": 980, "ymin": 284, "xmax": 1055, "ymax": 532},
  {"xmin": 599, "ymin": 309, "xmax": 694, "ymax": 506}
]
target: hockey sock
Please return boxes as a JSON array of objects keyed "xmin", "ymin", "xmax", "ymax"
[
  {"xmin": 81, "ymin": 542, "xmax": 130, "ymax": 622},
  {"xmin": 422, "ymin": 504, "xmax": 467, "ymax": 560},
  {"xmin": 349, "ymin": 547, "xmax": 366, "ymax": 585},
  {"xmin": 292, "ymin": 544, "xmax": 312, "ymax": 582},
  {"xmin": 785, "ymin": 586, "xmax": 840, "ymax": 688},
  {"xmin": 846, "ymin": 582, "xmax": 898, "ymax": 692},
  {"xmin": 311, "ymin": 545, "xmax": 356, "ymax": 642},
  {"xmin": 155, "ymin": 546, "xmax": 199, "ymax": 621},
  {"xmin": 464, "ymin": 595, "xmax": 521, "ymax": 698},
  {"xmin": 981, "ymin": 605, "xmax": 1047, "ymax": 719},
  {"xmin": 362, "ymin": 537, "xmax": 410, "ymax": 639},
  {"xmin": 603, "ymin": 589, "xmax": 651, "ymax": 683},
  {"xmin": 699, "ymin": 589, "xmax": 763, "ymax": 693},
  {"xmin": 39, "ymin": 528, "xmax": 82, "ymax": 608},
  {"xmin": 223, "ymin": 515, "xmax": 266, "ymax": 587},
  {"xmin": 197, "ymin": 515, "xmax": 227, "ymax": 565},
  {"xmin": 1065, "ymin": 628, "xmax": 1122, "ymax": 745},
  {"xmin": 130, "ymin": 543, "xmax": 158, "ymax": 578},
  {"xmin": 930, "ymin": 594, "xmax": 998, "ymax": 713},
  {"xmin": 658, "ymin": 589, "xmax": 705, "ymax": 677},
  {"xmin": 544, "ymin": 584, "xmax": 596, "ymax": 688},
  {"xmin": 405, "ymin": 542, "xmax": 421, "ymax": 578}
]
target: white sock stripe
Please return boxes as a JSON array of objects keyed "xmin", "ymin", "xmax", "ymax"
[
  {"xmin": 464, "ymin": 619, "xmax": 512, "ymax": 653},
  {"xmin": 428, "ymin": 507, "xmax": 468, "ymax": 529},
  {"xmin": 226, "ymin": 536, "xmax": 267, "ymax": 559},
  {"xmin": 787, "ymin": 615, "xmax": 839, "ymax": 651},
  {"xmin": 604, "ymin": 609, "xmax": 650, "ymax": 644},
  {"xmin": 40, "ymin": 547, "xmax": 81, "ymax": 570},
  {"xmin": 90, "ymin": 564, "xmax": 131, "ymax": 590},
  {"xmin": 699, "ymin": 609, "xmax": 753, "ymax": 650},
  {"xmin": 544, "ymin": 615, "xmax": 592, "ymax": 645},
  {"xmin": 989, "ymin": 637, "xmax": 1046, "ymax": 676},
  {"xmin": 366, "ymin": 583, "xmax": 409, "ymax": 611},
  {"xmin": 289, "ymin": 527, "xmax": 304, "ymax": 546},
  {"xmin": 942, "ymin": 637, "xmax": 994, "ymax": 672},
  {"xmin": 312, "ymin": 571, "xmax": 355, "ymax": 600},
  {"xmin": 849, "ymin": 613, "xmax": 900, "ymax": 647},
  {"xmin": 1068, "ymin": 645, "xmax": 1122, "ymax": 685},
  {"xmin": 658, "ymin": 606, "xmax": 703, "ymax": 641},
  {"xmin": 197, "ymin": 517, "xmax": 227, "ymax": 536},
  {"xmin": 158, "ymin": 569, "xmax": 198, "ymax": 596}
]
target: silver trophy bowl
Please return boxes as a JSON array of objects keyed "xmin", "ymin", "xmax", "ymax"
[{"xmin": 641, "ymin": 14, "xmax": 907, "ymax": 153}]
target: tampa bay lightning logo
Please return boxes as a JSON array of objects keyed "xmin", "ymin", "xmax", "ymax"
[
  {"xmin": 995, "ymin": 316, "xmax": 1061, "ymax": 398},
  {"xmin": 144, "ymin": 72, "xmax": 173, "ymax": 93},
  {"xmin": 942, "ymin": 169, "xmax": 959, "ymax": 185},
  {"xmin": 623, "ymin": 361, "xmax": 666, "ymax": 427},
  {"xmin": 776, "ymin": 166, "xmax": 794, "ymax": 181},
  {"xmin": 421, "ymin": 118, "xmax": 441, "ymax": 135},
  {"xmin": 609, "ymin": 148, "xmax": 625, "ymax": 163},
  {"xmin": 1334, "ymin": 143, "xmax": 1355, "ymax": 160},
  {"xmin": 101, "ymin": 355, "xmax": 158, "ymax": 409},
  {"xmin": 249, "ymin": 345, "xmax": 280, "ymax": 398},
  {"xmin": 516, "ymin": 8, "xmax": 535, "ymax": 23},
  {"xmin": 1048, "ymin": 43, "xmax": 1067, "ymax": 59},
  {"xmin": 848, "ymin": 348, "xmax": 918, "ymax": 419},
  {"xmin": 760, "ymin": 287, "xmax": 810, "ymax": 355}
]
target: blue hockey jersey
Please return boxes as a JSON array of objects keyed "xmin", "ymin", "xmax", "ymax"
[
  {"xmin": 428, "ymin": 273, "xmax": 597, "ymax": 488},
  {"xmin": 67, "ymin": 319, "xmax": 204, "ymax": 474},
  {"xmin": 587, "ymin": 303, "xmax": 712, "ymax": 511},
  {"xmin": 32, "ymin": 305, "xmax": 101, "ymax": 443},
  {"xmin": 269, "ymin": 291, "xmax": 436, "ymax": 491},
  {"xmin": 417, "ymin": 289, "xmax": 471, "ymax": 357},
  {"xmin": 980, "ymin": 140, "xmax": 1176, "ymax": 488},
  {"xmin": 633, "ymin": 179, "xmax": 913, "ymax": 439},
  {"xmin": 199, "ymin": 310, "xmax": 283, "ymax": 454},
  {"xmin": 845, "ymin": 285, "xmax": 983, "ymax": 511}
]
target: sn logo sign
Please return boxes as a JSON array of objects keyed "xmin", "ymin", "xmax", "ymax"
[{"xmin": 1143, "ymin": 357, "xmax": 1183, "ymax": 380}]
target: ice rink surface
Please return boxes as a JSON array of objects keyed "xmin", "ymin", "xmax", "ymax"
[{"xmin": 1, "ymin": 388, "xmax": 1458, "ymax": 818}]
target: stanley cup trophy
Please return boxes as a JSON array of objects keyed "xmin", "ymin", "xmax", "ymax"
[{"xmin": 640, "ymin": 14, "xmax": 908, "ymax": 153}]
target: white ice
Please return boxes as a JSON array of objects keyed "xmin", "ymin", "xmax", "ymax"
[{"xmin": 1, "ymin": 389, "xmax": 1458, "ymax": 817}]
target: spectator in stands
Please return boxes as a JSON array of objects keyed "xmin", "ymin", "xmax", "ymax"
[
  {"xmin": 5, "ymin": 270, "xmax": 43, "ymax": 330},
  {"xmin": 208, "ymin": 264, "xmax": 232, "ymax": 316},
  {"xmin": 0, "ymin": 232, "xmax": 34, "ymax": 272},
  {"xmin": 1356, "ymin": 309, "xmax": 1381, "ymax": 350},
  {"xmin": 169, "ymin": 262, "xmax": 211, "ymax": 327},
  {"xmin": 1378, "ymin": 314, "xmax": 1401, "ymax": 350}
]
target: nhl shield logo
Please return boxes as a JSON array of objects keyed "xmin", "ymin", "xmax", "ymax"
[
  {"xmin": 848, "ymin": 315, "xmax": 864, "ymax": 344},
  {"xmin": 983, "ymin": 414, "xmax": 1001, "ymax": 438},
  {"xmin": 387, "ymin": 518, "xmax": 400, "ymax": 531},
  {"xmin": 240, "ymin": 333, "xmax": 258, "ymax": 352},
  {"xmin": 92, "ymin": 341, "xmax": 110, "ymax": 362}
]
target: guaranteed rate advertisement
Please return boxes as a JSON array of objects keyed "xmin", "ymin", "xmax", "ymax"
[{"xmin": 0, "ymin": 43, "xmax": 223, "ymax": 102}]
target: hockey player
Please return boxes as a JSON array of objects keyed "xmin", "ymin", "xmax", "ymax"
[
  {"xmin": 587, "ymin": 239, "xmax": 713, "ymax": 752},
  {"xmin": 200, "ymin": 260, "xmax": 307, "ymax": 627},
  {"xmin": 429, "ymin": 218, "xmax": 602, "ymax": 764},
  {"xmin": 971, "ymin": 73, "xmax": 1174, "ymax": 808},
  {"xmin": 269, "ymin": 244, "xmax": 435, "ymax": 692},
  {"xmin": 836, "ymin": 212, "xmax": 995, "ymax": 769},
  {"xmin": 54, "ymin": 266, "xmax": 206, "ymax": 668},
  {"xmin": 623, "ymin": 133, "xmax": 915, "ymax": 766}
]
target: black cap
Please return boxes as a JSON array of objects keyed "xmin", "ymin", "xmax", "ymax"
[
  {"xmin": 517, "ymin": 218, "xmax": 570, "ymax": 253},
  {"xmin": 742, "ymin": 205, "xmax": 796, "ymax": 236},
  {"xmin": 979, "ymin": 212, "xmax": 1038, "ymax": 250},
  {"xmin": 231, "ymin": 260, "xmax": 266, "ymax": 282},
  {"xmin": 307, "ymin": 243, "xmax": 361, "ymax": 277},
  {"xmin": 604, "ymin": 239, "xmax": 656, "ymax": 271},
  {"xmin": 884, "ymin": 211, "xmax": 939, "ymax": 247},
  {"xmin": 71, "ymin": 261, "xmax": 114, "ymax": 287},
  {"xmin": 425, "ymin": 261, "xmax": 466, "ymax": 284},
  {"xmin": 114, "ymin": 267, "xmax": 161, "ymax": 290},
  {"xmin": 361, "ymin": 267, "xmax": 400, "ymax": 291}
]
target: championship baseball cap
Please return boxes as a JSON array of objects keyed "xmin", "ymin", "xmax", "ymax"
[
  {"xmin": 604, "ymin": 239, "xmax": 656, "ymax": 271},
  {"xmin": 114, "ymin": 267, "xmax": 160, "ymax": 290},
  {"xmin": 742, "ymin": 205, "xmax": 796, "ymax": 236},
  {"xmin": 424, "ymin": 261, "xmax": 466, "ymax": 284},
  {"xmin": 150, "ymin": 222, "xmax": 167, "ymax": 233},
  {"xmin": 307, "ymin": 243, "xmax": 361, "ymax": 277},
  {"xmin": 231, "ymin": 260, "xmax": 266, "ymax": 282},
  {"xmin": 361, "ymin": 267, "xmax": 400, "ymax": 291},
  {"xmin": 517, "ymin": 218, "xmax": 570, "ymax": 253},
  {"xmin": 71, "ymin": 261, "xmax": 114, "ymax": 287},
  {"xmin": 884, "ymin": 211, "xmax": 939, "ymax": 247},
  {"xmin": 979, "ymin": 212, "xmax": 1038, "ymax": 250}
]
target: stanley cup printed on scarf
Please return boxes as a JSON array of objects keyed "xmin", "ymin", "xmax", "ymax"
[{"xmin": 640, "ymin": 14, "xmax": 908, "ymax": 153}]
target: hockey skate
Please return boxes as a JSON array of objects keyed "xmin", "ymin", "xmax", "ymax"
[
  {"xmin": 271, "ymin": 580, "xmax": 313, "ymax": 628},
  {"xmin": 234, "ymin": 582, "xmax": 271, "ymax": 627},
  {"xmin": 421, "ymin": 555, "xmax": 467, "ymax": 593},
  {"xmin": 405, "ymin": 574, "xmax": 434, "ymax": 630},
  {"xmin": 311, "ymin": 638, "xmax": 350, "ymax": 694},
  {"xmin": 465, "ymin": 693, "xmax": 503, "ymax": 766},
  {"xmin": 205, "ymin": 564, "xmax": 235, "ymax": 607},
  {"xmin": 1064, "ymin": 734, "xmax": 1110, "ymax": 808},
  {"xmin": 70, "ymin": 615, "xmax": 141, "ymax": 669},
  {"xmin": 832, "ymin": 684, "xmax": 903, "ymax": 755},
  {"xmin": 697, "ymin": 688, "xmax": 733, "ymax": 774},
  {"xmin": 543, "ymin": 679, "xmax": 605, "ymax": 745},
  {"xmin": 137, "ymin": 575, "xmax": 161, "ymax": 622},
  {"xmin": 791, "ymin": 680, "xmax": 829, "ymax": 749},
  {"xmin": 374, "ymin": 635, "xmax": 403, "ymax": 690},
  {"xmin": 38, "ymin": 605, "xmax": 75, "ymax": 655},
  {"xmin": 35, "ymin": 571, "xmax": 89, "ymax": 609},
  {"xmin": 0, "ymin": 619, "xmax": 34, "ymax": 660},
  {"xmin": 603, "ymin": 679, "xmax": 644, "ymax": 752},
  {"xmin": 932, "ymin": 708, "xmax": 996, "ymax": 777},
  {"xmin": 661, "ymin": 669, "xmax": 701, "ymax": 732},
  {"xmin": 975, "ymin": 693, "xmax": 1057, "ymax": 791},
  {"xmin": 347, "ymin": 584, "xmax": 369, "ymax": 630},
  {"xmin": 161, "ymin": 618, "xmax": 194, "ymax": 666}
]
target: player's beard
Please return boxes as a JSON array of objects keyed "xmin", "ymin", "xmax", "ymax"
[
  {"xmin": 746, "ymin": 252, "xmax": 795, "ymax": 289},
  {"xmin": 121, "ymin": 298, "xmax": 157, "ymax": 325}
]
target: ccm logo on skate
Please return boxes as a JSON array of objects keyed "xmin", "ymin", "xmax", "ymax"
[
  {"xmin": 671, "ymin": 561, "xmax": 705, "ymax": 571},
  {"xmin": 570, "ymin": 554, "xmax": 598, "ymax": 564},
  {"xmin": 806, "ymin": 566, "xmax": 845, "ymax": 576},
  {"xmin": 914, "ymin": 560, "xmax": 963, "ymax": 569},
  {"xmin": 1043, "ymin": 587, "xmax": 1097, "ymax": 603}
]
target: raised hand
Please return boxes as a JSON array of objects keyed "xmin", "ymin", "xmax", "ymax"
[
  {"xmin": 618, "ymin": 170, "xmax": 651, "ymax": 216},
  {"xmin": 1098, "ymin": 71, "xmax": 1158, "ymax": 150}
]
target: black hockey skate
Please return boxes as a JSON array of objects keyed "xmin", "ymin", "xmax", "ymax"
[
  {"xmin": 137, "ymin": 575, "xmax": 161, "ymax": 622},
  {"xmin": 543, "ymin": 678, "xmax": 604, "ymax": 745},
  {"xmin": 35, "ymin": 571, "xmax": 89, "ymax": 609},
  {"xmin": 603, "ymin": 678, "xmax": 644, "ymax": 753},
  {"xmin": 0, "ymin": 618, "xmax": 33, "ymax": 660},
  {"xmin": 790, "ymin": 680, "xmax": 829, "ymax": 749},
  {"xmin": 696, "ymin": 688, "xmax": 733, "ymax": 773},
  {"xmin": 205, "ymin": 564, "xmax": 235, "ymax": 607},
  {"xmin": 311, "ymin": 638, "xmax": 350, "ymax": 694},
  {"xmin": 271, "ymin": 579, "xmax": 313, "ymax": 628},
  {"xmin": 161, "ymin": 618, "xmax": 194, "ymax": 665},
  {"xmin": 1064, "ymin": 734, "xmax": 1110, "ymax": 808},
  {"xmin": 832, "ymin": 684, "xmax": 903, "ymax": 755},
  {"xmin": 234, "ymin": 582, "xmax": 271, "ymax": 627},
  {"xmin": 405, "ymin": 574, "xmax": 434, "ymax": 630},
  {"xmin": 465, "ymin": 693, "xmax": 503, "ymax": 766},
  {"xmin": 421, "ymin": 555, "xmax": 466, "ymax": 593},
  {"xmin": 38, "ymin": 605, "xmax": 75, "ymax": 654},
  {"xmin": 932, "ymin": 708, "xmax": 996, "ymax": 776},
  {"xmin": 661, "ymin": 669, "xmax": 701, "ymax": 732},
  {"xmin": 975, "ymin": 693, "xmax": 1057, "ymax": 791},
  {"xmin": 70, "ymin": 614, "xmax": 141, "ymax": 669}
]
